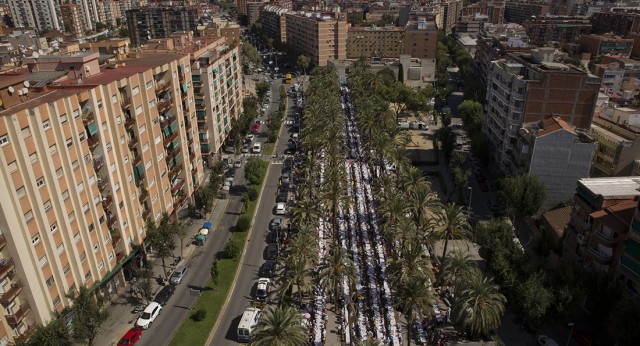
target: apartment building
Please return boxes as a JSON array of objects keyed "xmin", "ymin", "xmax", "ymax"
[
  {"xmin": 475, "ymin": 23, "xmax": 534, "ymax": 85},
  {"xmin": 523, "ymin": 16, "xmax": 592, "ymax": 46},
  {"xmin": 8, "ymin": 0, "xmax": 60, "ymax": 31},
  {"xmin": 79, "ymin": 38, "xmax": 131, "ymax": 61},
  {"xmin": 126, "ymin": 6, "xmax": 199, "ymax": 46},
  {"xmin": 247, "ymin": 1, "xmax": 267, "ymax": 26},
  {"xmin": 484, "ymin": 48, "xmax": 600, "ymax": 172},
  {"xmin": 620, "ymin": 198, "xmax": 640, "ymax": 299},
  {"xmin": 141, "ymin": 32, "xmax": 243, "ymax": 163},
  {"xmin": 0, "ymin": 51, "xmax": 203, "ymax": 342},
  {"xmin": 504, "ymin": 1, "xmax": 552, "ymax": 25},
  {"xmin": 236, "ymin": 0, "xmax": 248, "ymax": 15},
  {"xmin": 512, "ymin": 116, "xmax": 596, "ymax": 211},
  {"xmin": 458, "ymin": 0, "xmax": 505, "ymax": 25},
  {"xmin": 590, "ymin": 11, "xmax": 640, "ymax": 37},
  {"xmin": 440, "ymin": 0, "xmax": 463, "ymax": 35},
  {"xmin": 580, "ymin": 34, "xmax": 634, "ymax": 58},
  {"xmin": 590, "ymin": 107, "xmax": 640, "ymax": 177},
  {"xmin": 284, "ymin": 11, "xmax": 348, "ymax": 67},
  {"xmin": 198, "ymin": 15, "xmax": 241, "ymax": 47},
  {"xmin": 97, "ymin": 0, "xmax": 123, "ymax": 28},
  {"xmin": 454, "ymin": 13, "xmax": 489, "ymax": 36},
  {"xmin": 60, "ymin": 3, "xmax": 86, "ymax": 38},
  {"xmin": 261, "ymin": 5, "xmax": 288, "ymax": 45},
  {"xmin": 347, "ymin": 26, "xmax": 405, "ymax": 59},
  {"xmin": 563, "ymin": 178, "xmax": 640, "ymax": 276}
]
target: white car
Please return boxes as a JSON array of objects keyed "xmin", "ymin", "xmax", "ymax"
[
  {"xmin": 255, "ymin": 278, "xmax": 270, "ymax": 301},
  {"xmin": 275, "ymin": 203, "xmax": 286, "ymax": 215},
  {"xmin": 136, "ymin": 302, "xmax": 162, "ymax": 329},
  {"xmin": 252, "ymin": 143, "xmax": 262, "ymax": 154},
  {"xmin": 246, "ymin": 134, "xmax": 255, "ymax": 142},
  {"xmin": 537, "ymin": 335, "xmax": 559, "ymax": 346}
]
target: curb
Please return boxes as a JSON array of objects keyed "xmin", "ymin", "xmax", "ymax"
[{"xmin": 205, "ymin": 165, "xmax": 272, "ymax": 345}]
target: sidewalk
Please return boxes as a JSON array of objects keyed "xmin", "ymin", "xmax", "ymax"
[{"xmin": 94, "ymin": 198, "xmax": 229, "ymax": 346}]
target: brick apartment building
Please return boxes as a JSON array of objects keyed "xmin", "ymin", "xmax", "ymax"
[
  {"xmin": 126, "ymin": 6, "xmax": 199, "ymax": 46},
  {"xmin": 590, "ymin": 11, "xmax": 640, "ymax": 36},
  {"xmin": 504, "ymin": 1, "xmax": 552, "ymax": 25},
  {"xmin": 475, "ymin": 23, "xmax": 535, "ymax": 85},
  {"xmin": 284, "ymin": 11, "xmax": 348, "ymax": 67},
  {"xmin": 580, "ymin": 34, "xmax": 634, "ymax": 58},
  {"xmin": 523, "ymin": 16, "xmax": 592, "ymax": 46}
]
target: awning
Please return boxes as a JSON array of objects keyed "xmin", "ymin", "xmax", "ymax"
[
  {"xmin": 199, "ymin": 228, "xmax": 209, "ymax": 236},
  {"xmin": 203, "ymin": 222, "xmax": 212, "ymax": 229},
  {"xmin": 87, "ymin": 122, "xmax": 98, "ymax": 136},
  {"xmin": 181, "ymin": 83, "xmax": 187, "ymax": 93},
  {"xmin": 195, "ymin": 234, "xmax": 205, "ymax": 241}
]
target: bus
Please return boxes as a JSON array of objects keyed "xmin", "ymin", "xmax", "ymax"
[{"xmin": 285, "ymin": 73, "xmax": 292, "ymax": 84}]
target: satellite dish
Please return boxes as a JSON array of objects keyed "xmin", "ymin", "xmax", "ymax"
[
  {"xmin": 22, "ymin": 88, "xmax": 28, "ymax": 94},
  {"xmin": 38, "ymin": 49, "xmax": 43, "ymax": 54},
  {"xmin": 32, "ymin": 52, "xmax": 39, "ymax": 59},
  {"xmin": 23, "ymin": 81, "xmax": 30, "ymax": 87},
  {"xmin": 85, "ymin": 66, "xmax": 91, "ymax": 71},
  {"xmin": 7, "ymin": 86, "xmax": 14, "ymax": 93},
  {"xmin": 18, "ymin": 90, "xmax": 23, "ymax": 96}
]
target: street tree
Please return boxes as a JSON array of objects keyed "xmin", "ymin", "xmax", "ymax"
[
  {"xmin": 396, "ymin": 276, "xmax": 434, "ymax": 346},
  {"xmin": 381, "ymin": 82, "xmax": 413, "ymax": 121},
  {"xmin": 251, "ymin": 306, "xmax": 308, "ymax": 346},
  {"xmin": 241, "ymin": 42, "xmax": 261, "ymax": 65},
  {"xmin": 500, "ymin": 174, "xmax": 546, "ymax": 232},
  {"xmin": 296, "ymin": 55, "xmax": 310, "ymax": 75},
  {"xmin": 135, "ymin": 261, "xmax": 155, "ymax": 303},
  {"xmin": 434, "ymin": 203, "xmax": 472, "ymax": 259},
  {"xmin": 439, "ymin": 251, "xmax": 480, "ymax": 290},
  {"xmin": 318, "ymin": 248, "xmax": 356, "ymax": 306},
  {"xmin": 451, "ymin": 272, "xmax": 506, "ymax": 338},
  {"xmin": 145, "ymin": 213, "xmax": 176, "ymax": 278},
  {"xmin": 65, "ymin": 286, "xmax": 109, "ymax": 346},
  {"xmin": 244, "ymin": 157, "xmax": 268, "ymax": 185},
  {"xmin": 20, "ymin": 318, "xmax": 72, "ymax": 346},
  {"xmin": 512, "ymin": 271, "xmax": 552, "ymax": 329},
  {"xmin": 255, "ymin": 81, "xmax": 271, "ymax": 102},
  {"xmin": 211, "ymin": 259, "xmax": 219, "ymax": 288},
  {"xmin": 173, "ymin": 219, "xmax": 189, "ymax": 258}
]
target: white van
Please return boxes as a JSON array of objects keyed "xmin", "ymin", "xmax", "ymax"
[
  {"xmin": 252, "ymin": 142, "xmax": 262, "ymax": 154},
  {"xmin": 237, "ymin": 307, "xmax": 262, "ymax": 342}
]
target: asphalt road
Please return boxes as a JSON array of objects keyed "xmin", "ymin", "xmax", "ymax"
[{"xmin": 207, "ymin": 83, "xmax": 297, "ymax": 345}]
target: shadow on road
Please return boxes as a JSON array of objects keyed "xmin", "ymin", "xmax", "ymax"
[{"xmin": 224, "ymin": 316, "xmax": 242, "ymax": 343}]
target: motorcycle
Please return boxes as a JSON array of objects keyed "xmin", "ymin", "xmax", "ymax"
[{"xmin": 131, "ymin": 304, "xmax": 145, "ymax": 314}]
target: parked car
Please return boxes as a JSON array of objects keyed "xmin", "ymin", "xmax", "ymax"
[
  {"xmin": 255, "ymin": 278, "xmax": 271, "ymax": 301},
  {"xmin": 241, "ymin": 144, "xmax": 249, "ymax": 153},
  {"xmin": 118, "ymin": 327, "xmax": 142, "ymax": 346},
  {"xmin": 268, "ymin": 231, "xmax": 279, "ymax": 244},
  {"xmin": 246, "ymin": 134, "xmax": 255, "ymax": 142},
  {"xmin": 260, "ymin": 260, "xmax": 277, "ymax": 277},
  {"xmin": 153, "ymin": 285, "xmax": 176, "ymax": 305},
  {"xmin": 266, "ymin": 243, "xmax": 278, "ymax": 259},
  {"xmin": 275, "ymin": 202, "xmax": 286, "ymax": 215},
  {"xmin": 276, "ymin": 192, "xmax": 288, "ymax": 203},
  {"xmin": 234, "ymin": 160, "xmax": 242, "ymax": 168},
  {"xmin": 252, "ymin": 142, "xmax": 262, "ymax": 154},
  {"xmin": 270, "ymin": 217, "xmax": 282, "ymax": 230},
  {"xmin": 281, "ymin": 172, "xmax": 290, "ymax": 184},
  {"xmin": 136, "ymin": 302, "xmax": 162, "ymax": 329},
  {"xmin": 170, "ymin": 266, "xmax": 188, "ymax": 285}
]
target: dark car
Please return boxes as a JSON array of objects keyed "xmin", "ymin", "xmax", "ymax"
[
  {"xmin": 266, "ymin": 243, "xmax": 278, "ymax": 259},
  {"xmin": 118, "ymin": 327, "xmax": 142, "ymax": 346},
  {"xmin": 260, "ymin": 260, "xmax": 277, "ymax": 277},
  {"xmin": 276, "ymin": 192, "xmax": 288, "ymax": 203},
  {"xmin": 153, "ymin": 285, "xmax": 175, "ymax": 305},
  {"xmin": 269, "ymin": 231, "xmax": 279, "ymax": 243},
  {"xmin": 270, "ymin": 217, "xmax": 282, "ymax": 230}
]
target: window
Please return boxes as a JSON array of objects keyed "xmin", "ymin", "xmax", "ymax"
[
  {"xmin": 124, "ymin": 155, "xmax": 129, "ymax": 163},
  {"xmin": 155, "ymin": 135, "xmax": 161, "ymax": 144},
  {"xmin": 74, "ymin": 232, "xmax": 80, "ymax": 243},
  {"xmin": 119, "ymin": 201, "xmax": 124, "ymax": 209},
  {"xmin": 161, "ymin": 169, "xmax": 166, "ymax": 177},
  {"xmin": 116, "ymin": 116, "xmax": 121, "ymax": 124},
  {"xmin": 115, "ymin": 182, "xmax": 120, "ymax": 191},
  {"xmin": 79, "ymin": 131, "xmax": 86, "ymax": 142},
  {"xmin": 97, "ymin": 100, "xmax": 103, "ymax": 109},
  {"xmin": 142, "ymin": 143, "xmax": 149, "ymax": 152},
  {"xmin": 146, "ymin": 81, "xmax": 152, "ymax": 89},
  {"xmin": 72, "ymin": 160, "xmax": 79, "ymax": 170},
  {"xmin": 93, "ymin": 244, "xmax": 99, "ymax": 253},
  {"xmin": 66, "ymin": 138, "xmax": 73, "ymax": 148},
  {"xmin": 145, "ymin": 161, "xmax": 152, "ymax": 170},
  {"xmin": 79, "ymin": 251, "xmax": 86, "ymax": 261},
  {"xmin": 53, "ymin": 296, "xmax": 61, "ymax": 308},
  {"xmin": 60, "ymin": 113, "xmax": 68, "ymax": 124},
  {"xmin": 157, "ymin": 153, "xmax": 164, "ymax": 161},
  {"xmin": 39, "ymin": 255, "xmax": 47, "ymax": 268},
  {"xmin": 149, "ymin": 99, "xmax": 156, "ymax": 108},
  {"xmin": 7, "ymin": 161, "xmax": 17, "ymax": 172},
  {"xmin": 108, "ymin": 252, "xmax": 114, "ymax": 261},
  {"xmin": 82, "ymin": 203, "xmax": 89, "ymax": 213},
  {"xmin": 132, "ymin": 86, "xmax": 140, "ymax": 96},
  {"xmin": 139, "ymin": 124, "xmax": 146, "ymax": 133},
  {"xmin": 29, "ymin": 152, "xmax": 37, "ymax": 164},
  {"xmin": 110, "ymin": 163, "xmax": 116, "ymax": 172},
  {"xmin": 46, "ymin": 276, "xmax": 55, "ymax": 287},
  {"xmin": 98, "ymin": 261, "xmax": 104, "ymax": 271},
  {"xmin": 0, "ymin": 135, "xmax": 9, "ymax": 147},
  {"xmin": 50, "ymin": 222, "xmax": 58, "ymax": 233},
  {"xmin": 88, "ymin": 175, "xmax": 95, "ymax": 185},
  {"xmin": 85, "ymin": 271, "xmax": 92, "ymax": 281},
  {"xmin": 73, "ymin": 109, "xmax": 80, "ymax": 118},
  {"xmin": 149, "ymin": 178, "xmax": 155, "ymax": 187},
  {"xmin": 49, "ymin": 143, "xmax": 57, "ymax": 155},
  {"xmin": 120, "ymin": 135, "xmax": 125, "ymax": 144},
  {"xmin": 68, "ymin": 211, "xmax": 75, "ymax": 222},
  {"xmin": 43, "ymin": 200, "xmax": 52, "ymax": 212},
  {"xmin": 36, "ymin": 177, "xmax": 45, "ymax": 187},
  {"xmin": 106, "ymin": 143, "xmax": 112, "ymax": 151},
  {"xmin": 63, "ymin": 264, "xmax": 71, "ymax": 274},
  {"xmin": 77, "ymin": 182, "xmax": 84, "ymax": 192},
  {"xmin": 24, "ymin": 210, "xmax": 33, "ymax": 223},
  {"xmin": 21, "ymin": 127, "xmax": 31, "ymax": 138},
  {"xmin": 153, "ymin": 118, "xmax": 159, "ymax": 126},
  {"xmin": 128, "ymin": 174, "xmax": 133, "ymax": 182},
  {"xmin": 112, "ymin": 95, "xmax": 118, "ymax": 103},
  {"xmin": 16, "ymin": 186, "xmax": 25, "ymax": 198},
  {"xmin": 42, "ymin": 119, "xmax": 51, "ymax": 130},
  {"xmin": 135, "ymin": 106, "xmax": 143, "ymax": 115},
  {"xmin": 93, "ymin": 196, "xmax": 100, "ymax": 205},
  {"xmin": 56, "ymin": 167, "xmax": 63, "ymax": 178},
  {"xmin": 31, "ymin": 233, "xmax": 40, "ymax": 245},
  {"xmin": 62, "ymin": 190, "xmax": 69, "ymax": 200},
  {"xmin": 57, "ymin": 243, "xmax": 64, "ymax": 255},
  {"xmin": 152, "ymin": 195, "xmax": 158, "ymax": 203}
]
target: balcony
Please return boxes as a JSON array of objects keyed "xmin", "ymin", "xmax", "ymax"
[
  {"xmin": 594, "ymin": 229, "xmax": 619, "ymax": 246},
  {"xmin": 0, "ymin": 258, "xmax": 15, "ymax": 279},
  {"xmin": 88, "ymin": 136, "xmax": 100, "ymax": 149},
  {"xmin": 193, "ymin": 80, "xmax": 202, "ymax": 87},
  {"xmin": 0, "ymin": 234, "xmax": 6, "ymax": 250},
  {"xmin": 196, "ymin": 103, "xmax": 206, "ymax": 110},
  {"xmin": 189, "ymin": 151, "xmax": 196, "ymax": 161},
  {"xmin": 5, "ymin": 302, "xmax": 30, "ymax": 326},
  {"xmin": 1, "ymin": 281, "xmax": 23, "ymax": 306},
  {"xmin": 142, "ymin": 209, "xmax": 151, "ymax": 220},
  {"xmin": 116, "ymin": 251, "xmax": 125, "ymax": 263},
  {"xmin": 139, "ymin": 188, "xmax": 149, "ymax": 205},
  {"xmin": 171, "ymin": 179, "xmax": 185, "ymax": 194},
  {"xmin": 174, "ymin": 195, "xmax": 187, "ymax": 209},
  {"xmin": 588, "ymin": 246, "xmax": 613, "ymax": 264},
  {"xmin": 128, "ymin": 137, "xmax": 138, "ymax": 150},
  {"xmin": 111, "ymin": 232, "xmax": 122, "ymax": 247},
  {"xmin": 121, "ymin": 99, "xmax": 131, "ymax": 109},
  {"xmin": 102, "ymin": 195, "xmax": 113, "ymax": 209},
  {"xmin": 156, "ymin": 83, "xmax": 170, "ymax": 94},
  {"xmin": 93, "ymin": 155, "xmax": 105, "ymax": 170},
  {"xmin": 125, "ymin": 116, "xmax": 135, "ymax": 129},
  {"xmin": 98, "ymin": 177, "xmax": 109, "ymax": 191},
  {"xmin": 107, "ymin": 214, "xmax": 118, "ymax": 228},
  {"xmin": 82, "ymin": 111, "xmax": 95, "ymax": 124},
  {"xmin": 163, "ymin": 132, "xmax": 178, "ymax": 146},
  {"xmin": 169, "ymin": 162, "xmax": 183, "ymax": 178},
  {"xmin": 158, "ymin": 101, "xmax": 173, "ymax": 113}
]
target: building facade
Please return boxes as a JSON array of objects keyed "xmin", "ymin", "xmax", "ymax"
[
  {"xmin": 60, "ymin": 3, "xmax": 86, "ymax": 38},
  {"xmin": 504, "ymin": 1, "xmax": 552, "ymax": 25},
  {"xmin": 620, "ymin": 199, "xmax": 640, "ymax": 299},
  {"xmin": 590, "ymin": 11, "xmax": 640, "ymax": 37},
  {"xmin": 580, "ymin": 34, "xmax": 634, "ymax": 58},
  {"xmin": 346, "ymin": 26, "xmax": 405, "ymax": 59},
  {"xmin": 8, "ymin": 0, "xmax": 60, "ymax": 31},
  {"xmin": 523, "ymin": 16, "xmax": 592, "ymax": 46},
  {"xmin": 475, "ymin": 23, "xmax": 534, "ymax": 85},
  {"xmin": 284, "ymin": 11, "xmax": 348, "ymax": 67},
  {"xmin": 590, "ymin": 107, "xmax": 640, "ymax": 177},
  {"xmin": 126, "ymin": 7, "xmax": 199, "ymax": 47},
  {"xmin": 260, "ymin": 5, "xmax": 288, "ymax": 45},
  {"xmin": 0, "ymin": 51, "xmax": 204, "ymax": 342},
  {"xmin": 484, "ymin": 48, "xmax": 600, "ymax": 172}
]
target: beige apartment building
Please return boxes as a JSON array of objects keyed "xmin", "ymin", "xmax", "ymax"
[
  {"xmin": 0, "ymin": 50, "xmax": 204, "ymax": 342},
  {"xmin": 60, "ymin": 3, "xmax": 86, "ymax": 37},
  {"xmin": 261, "ymin": 5, "xmax": 288, "ymax": 45},
  {"xmin": 590, "ymin": 107, "xmax": 640, "ymax": 177},
  {"xmin": 285, "ymin": 12, "xmax": 348, "ymax": 67},
  {"xmin": 141, "ymin": 32, "xmax": 243, "ymax": 164}
]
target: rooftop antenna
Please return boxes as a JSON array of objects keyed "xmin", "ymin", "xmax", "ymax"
[{"xmin": 23, "ymin": 81, "xmax": 30, "ymax": 88}]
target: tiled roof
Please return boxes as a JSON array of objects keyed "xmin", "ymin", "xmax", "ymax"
[
  {"xmin": 542, "ymin": 206, "xmax": 572, "ymax": 239},
  {"xmin": 536, "ymin": 116, "xmax": 577, "ymax": 137},
  {"xmin": 590, "ymin": 199, "xmax": 636, "ymax": 232}
]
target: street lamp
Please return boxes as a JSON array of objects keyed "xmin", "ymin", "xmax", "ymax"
[
  {"xmin": 566, "ymin": 322, "xmax": 575, "ymax": 346},
  {"xmin": 467, "ymin": 186, "xmax": 473, "ymax": 212}
]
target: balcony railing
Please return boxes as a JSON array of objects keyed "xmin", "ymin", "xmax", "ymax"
[
  {"xmin": 594, "ymin": 229, "xmax": 619, "ymax": 245},
  {"xmin": 171, "ymin": 179, "xmax": 185, "ymax": 194},
  {"xmin": 107, "ymin": 215, "xmax": 118, "ymax": 228},
  {"xmin": 111, "ymin": 233, "xmax": 122, "ymax": 247},
  {"xmin": 102, "ymin": 195, "xmax": 113, "ymax": 209},
  {"xmin": 158, "ymin": 101, "xmax": 173, "ymax": 112},
  {"xmin": 163, "ymin": 132, "xmax": 179, "ymax": 146},
  {"xmin": 189, "ymin": 151, "xmax": 196, "ymax": 161},
  {"xmin": 0, "ymin": 234, "xmax": 6, "ymax": 250},
  {"xmin": 589, "ymin": 246, "xmax": 612, "ymax": 264},
  {"xmin": 142, "ymin": 209, "xmax": 151, "ymax": 220},
  {"xmin": 98, "ymin": 177, "xmax": 109, "ymax": 191},
  {"xmin": 0, "ymin": 281, "xmax": 23, "ymax": 306},
  {"xmin": 156, "ymin": 83, "xmax": 170, "ymax": 94},
  {"xmin": 5, "ymin": 302, "xmax": 30, "ymax": 326},
  {"xmin": 125, "ymin": 117, "xmax": 135, "ymax": 129},
  {"xmin": 116, "ymin": 251, "xmax": 125, "ymax": 263},
  {"xmin": 82, "ymin": 111, "xmax": 95, "ymax": 124},
  {"xmin": 169, "ymin": 163, "xmax": 183, "ymax": 178},
  {"xmin": 88, "ymin": 136, "xmax": 100, "ymax": 149},
  {"xmin": 0, "ymin": 258, "xmax": 15, "ymax": 279},
  {"xmin": 93, "ymin": 155, "xmax": 105, "ymax": 170}
]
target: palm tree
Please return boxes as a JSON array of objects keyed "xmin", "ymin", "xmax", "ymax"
[
  {"xmin": 318, "ymin": 248, "xmax": 356, "ymax": 306},
  {"xmin": 287, "ymin": 226, "xmax": 319, "ymax": 269},
  {"xmin": 434, "ymin": 203, "xmax": 472, "ymax": 259},
  {"xmin": 396, "ymin": 276, "xmax": 434, "ymax": 346},
  {"xmin": 278, "ymin": 258, "xmax": 311, "ymax": 307},
  {"xmin": 291, "ymin": 198, "xmax": 320, "ymax": 228},
  {"xmin": 400, "ymin": 166, "xmax": 429, "ymax": 190},
  {"xmin": 451, "ymin": 273, "xmax": 506, "ymax": 338},
  {"xmin": 251, "ymin": 306, "xmax": 309, "ymax": 346},
  {"xmin": 408, "ymin": 184, "xmax": 438, "ymax": 227},
  {"xmin": 439, "ymin": 251, "xmax": 480, "ymax": 290},
  {"xmin": 389, "ymin": 240, "xmax": 434, "ymax": 289}
]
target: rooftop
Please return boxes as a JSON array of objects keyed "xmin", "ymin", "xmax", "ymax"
[
  {"xmin": 542, "ymin": 206, "xmax": 572, "ymax": 239},
  {"xmin": 535, "ymin": 116, "xmax": 577, "ymax": 137},
  {"xmin": 578, "ymin": 177, "xmax": 640, "ymax": 199}
]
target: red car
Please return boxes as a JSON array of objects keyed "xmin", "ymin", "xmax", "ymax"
[
  {"xmin": 251, "ymin": 123, "xmax": 260, "ymax": 132},
  {"xmin": 118, "ymin": 327, "xmax": 142, "ymax": 346}
]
